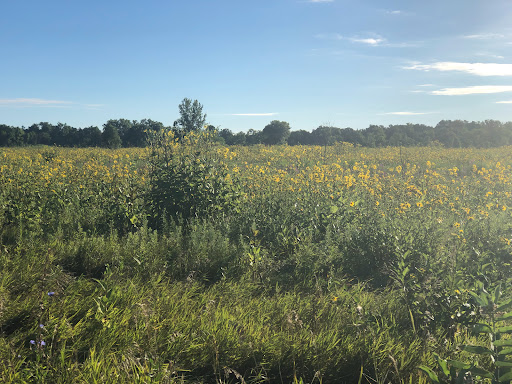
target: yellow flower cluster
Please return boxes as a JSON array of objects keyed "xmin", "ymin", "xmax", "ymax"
[
  {"xmin": 1, "ymin": 144, "xmax": 511, "ymax": 233},
  {"xmin": 219, "ymin": 145, "xmax": 512, "ymax": 224}
]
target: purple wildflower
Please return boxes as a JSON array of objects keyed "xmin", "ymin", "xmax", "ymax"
[
  {"xmin": 29, "ymin": 340, "xmax": 35, "ymax": 345},
  {"xmin": 39, "ymin": 341, "xmax": 46, "ymax": 346},
  {"xmin": 47, "ymin": 292, "xmax": 55, "ymax": 296}
]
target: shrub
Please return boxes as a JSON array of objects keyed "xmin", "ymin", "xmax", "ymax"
[{"xmin": 146, "ymin": 130, "xmax": 241, "ymax": 229}]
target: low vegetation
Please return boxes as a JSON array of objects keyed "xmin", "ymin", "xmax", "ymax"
[{"xmin": 1, "ymin": 133, "xmax": 512, "ymax": 383}]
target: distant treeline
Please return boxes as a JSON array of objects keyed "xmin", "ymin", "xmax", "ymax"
[
  {"xmin": 1, "ymin": 118, "xmax": 512, "ymax": 148},
  {"xmin": 0, "ymin": 119, "xmax": 164, "ymax": 148}
]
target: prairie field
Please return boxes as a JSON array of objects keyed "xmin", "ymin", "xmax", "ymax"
[{"xmin": 1, "ymin": 140, "xmax": 512, "ymax": 383}]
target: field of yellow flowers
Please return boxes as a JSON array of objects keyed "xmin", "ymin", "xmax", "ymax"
[{"xmin": 1, "ymin": 143, "xmax": 512, "ymax": 383}]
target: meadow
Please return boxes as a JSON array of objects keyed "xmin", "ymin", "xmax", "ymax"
[{"xmin": 1, "ymin": 136, "xmax": 512, "ymax": 383}]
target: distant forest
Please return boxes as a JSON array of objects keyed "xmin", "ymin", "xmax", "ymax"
[{"xmin": 1, "ymin": 118, "xmax": 512, "ymax": 148}]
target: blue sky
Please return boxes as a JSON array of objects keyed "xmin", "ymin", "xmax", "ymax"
[{"xmin": 2, "ymin": 0, "xmax": 512, "ymax": 132}]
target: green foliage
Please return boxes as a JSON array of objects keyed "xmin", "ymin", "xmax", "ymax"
[
  {"xmin": 262, "ymin": 120, "xmax": 291, "ymax": 145},
  {"xmin": 147, "ymin": 130, "xmax": 241, "ymax": 228},
  {"xmin": 174, "ymin": 98, "xmax": 207, "ymax": 133},
  {"xmin": 4, "ymin": 145, "xmax": 512, "ymax": 382},
  {"xmin": 101, "ymin": 123, "xmax": 122, "ymax": 149},
  {"xmin": 420, "ymin": 283, "xmax": 512, "ymax": 384}
]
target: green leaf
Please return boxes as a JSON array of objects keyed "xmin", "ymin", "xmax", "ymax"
[
  {"xmin": 447, "ymin": 360, "xmax": 471, "ymax": 370},
  {"xmin": 434, "ymin": 353, "xmax": 450, "ymax": 376},
  {"xmin": 469, "ymin": 366, "xmax": 493, "ymax": 379},
  {"xmin": 497, "ymin": 297, "xmax": 512, "ymax": 312},
  {"xmin": 460, "ymin": 345, "xmax": 493, "ymax": 355},
  {"xmin": 469, "ymin": 291, "xmax": 488, "ymax": 307},
  {"xmin": 471, "ymin": 323, "xmax": 493, "ymax": 334},
  {"xmin": 418, "ymin": 366, "xmax": 440, "ymax": 383},
  {"xmin": 329, "ymin": 205, "xmax": 339, "ymax": 214},
  {"xmin": 497, "ymin": 311, "xmax": 512, "ymax": 322},
  {"xmin": 499, "ymin": 370, "xmax": 512, "ymax": 382},
  {"xmin": 494, "ymin": 284, "xmax": 502, "ymax": 304},
  {"xmin": 498, "ymin": 326, "xmax": 512, "ymax": 334},
  {"xmin": 495, "ymin": 361, "xmax": 512, "ymax": 367},
  {"xmin": 494, "ymin": 339, "xmax": 512, "ymax": 347},
  {"xmin": 498, "ymin": 348, "xmax": 512, "ymax": 356}
]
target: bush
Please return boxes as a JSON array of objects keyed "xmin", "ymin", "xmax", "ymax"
[{"xmin": 146, "ymin": 130, "xmax": 242, "ymax": 229}]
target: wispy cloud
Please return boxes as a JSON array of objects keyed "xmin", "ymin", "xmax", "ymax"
[
  {"xmin": 432, "ymin": 86, "xmax": 512, "ymax": 96},
  {"xmin": 316, "ymin": 33, "xmax": 417, "ymax": 47},
  {"xmin": 307, "ymin": 0, "xmax": 334, "ymax": 2},
  {"xmin": 475, "ymin": 52, "xmax": 505, "ymax": 60},
  {"xmin": 380, "ymin": 9, "xmax": 413, "ymax": 16},
  {"xmin": 315, "ymin": 33, "xmax": 386, "ymax": 46},
  {"xmin": 229, "ymin": 113, "xmax": 278, "ymax": 116},
  {"xmin": 410, "ymin": 84, "xmax": 435, "ymax": 93},
  {"xmin": 463, "ymin": 33, "xmax": 505, "ymax": 40},
  {"xmin": 349, "ymin": 37, "xmax": 386, "ymax": 46},
  {"xmin": 382, "ymin": 111, "xmax": 432, "ymax": 115},
  {"xmin": 496, "ymin": 100, "xmax": 512, "ymax": 104},
  {"xmin": 0, "ymin": 98, "xmax": 104, "ymax": 110},
  {"xmin": 0, "ymin": 98, "xmax": 73, "ymax": 106},
  {"xmin": 405, "ymin": 62, "xmax": 512, "ymax": 76}
]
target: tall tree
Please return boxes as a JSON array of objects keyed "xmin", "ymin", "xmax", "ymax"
[
  {"xmin": 288, "ymin": 130, "xmax": 312, "ymax": 145},
  {"xmin": 103, "ymin": 119, "xmax": 133, "ymax": 146},
  {"xmin": 78, "ymin": 126, "xmax": 102, "ymax": 147},
  {"xmin": 245, "ymin": 129, "xmax": 263, "ymax": 145},
  {"xmin": 363, "ymin": 125, "xmax": 386, "ymax": 147},
  {"xmin": 174, "ymin": 98, "xmax": 207, "ymax": 133},
  {"xmin": 0, "ymin": 125, "xmax": 25, "ymax": 146},
  {"xmin": 262, "ymin": 120, "xmax": 291, "ymax": 145},
  {"xmin": 312, "ymin": 126, "xmax": 336, "ymax": 146},
  {"xmin": 102, "ymin": 123, "xmax": 122, "ymax": 148}
]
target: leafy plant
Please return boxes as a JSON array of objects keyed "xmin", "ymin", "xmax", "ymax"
[
  {"xmin": 147, "ymin": 129, "xmax": 241, "ymax": 228},
  {"xmin": 420, "ymin": 283, "xmax": 512, "ymax": 383}
]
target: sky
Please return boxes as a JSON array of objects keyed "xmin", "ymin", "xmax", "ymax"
[{"xmin": 2, "ymin": 0, "xmax": 512, "ymax": 132}]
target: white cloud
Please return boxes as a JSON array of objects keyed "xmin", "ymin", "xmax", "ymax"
[
  {"xmin": 463, "ymin": 33, "xmax": 505, "ymax": 40},
  {"xmin": 308, "ymin": 0, "xmax": 334, "ymax": 2},
  {"xmin": 405, "ymin": 62, "xmax": 512, "ymax": 76},
  {"xmin": 380, "ymin": 8, "xmax": 413, "ymax": 16},
  {"xmin": 315, "ymin": 33, "xmax": 385, "ymax": 45},
  {"xmin": 417, "ymin": 84, "xmax": 435, "ymax": 87},
  {"xmin": 496, "ymin": 100, "xmax": 512, "ymax": 104},
  {"xmin": 315, "ymin": 33, "xmax": 417, "ymax": 48},
  {"xmin": 475, "ymin": 52, "xmax": 505, "ymax": 60},
  {"xmin": 0, "ymin": 98, "xmax": 73, "ymax": 106},
  {"xmin": 229, "ymin": 113, "xmax": 278, "ymax": 116},
  {"xmin": 349, "ymin": 36, "xmax": 386, "ymax": 46},
  {"xmin": 382, "ymin": 111, "xmax": 431, "ymax": 115},
  {"xmin": 0, "ymin": 98, "xmax": 104, "ymax": 110},
  {"xmin": 432, "ymin": 86, "xmax": 512, "ymax": 96}
]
